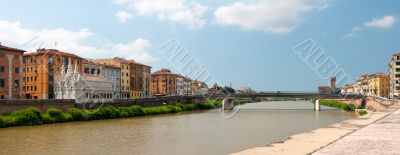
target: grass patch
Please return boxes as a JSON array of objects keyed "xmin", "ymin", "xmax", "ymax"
[
  {"xmin": 320, "ymin": 100, "xmax": 356, "ymax": 111},
  {"xmin": 357, "ymin": 110, "xmax": 368, "ymax": 116},
  {"xmin": 0, "ymin": 99, "xmax": 251, "ymax": 128}
]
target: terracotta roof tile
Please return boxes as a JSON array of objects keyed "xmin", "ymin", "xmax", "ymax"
[{"xmin": 0, "ymin": 44, "xmax": 26, "ymax": 53}]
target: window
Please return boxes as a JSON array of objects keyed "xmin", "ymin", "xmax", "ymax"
[
  {"xmin": 0, "ymin": 52, "xmax": 4, "ymax": 57},
  {"xmin": 14, "ymin": 80, "xmax": 19, "ymax": 87},
  {"xmin": 396, "ymin": 74, "xmax": 400, "ymax": 78},
  {"xmin": 0, "ymin": 78, "xmax": 4, "ymax": 87},
  {"xmin": 0, "ymin": 66, "xmax": 4, "ymax": 72},
  {"xmin": 15, "ymin": 67, "xmax": 19, "ymax": 74},
  {"xmin": 397, "ymin": 62, "xmax": 400, "ymax": 65},
  {"xmin": 396, "ymin": 68, "xmax": 400, "ymax": 72},
  {"xmin": 126, "ymin": 73, "xmax": 128, "ymax": 77}
]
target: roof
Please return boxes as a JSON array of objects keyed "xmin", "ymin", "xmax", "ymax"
[
  {"xmin": 24, "ymin": 49, "xmax": 82, "ymax": 59},
  {"xmin": 95, "ymin": 57, "xmax": 151, "ymax": 68},
  {"xmin": 83, "ymin": 59, "xmax": 120, "ymax": 69},
  {"xmin": 393, "ymin": 52, "xmax": 400, "ymax": 56},
  {"xmin": 128, "ymin": 59, "xmax": 151, "ymax": 68},
  {"xmin": 0, "ymin": 44, "xmax": 26, "ymax": 53},
  {"xmin": 152, "ymin": 68, "xmax": 178, "ymax": 76}
]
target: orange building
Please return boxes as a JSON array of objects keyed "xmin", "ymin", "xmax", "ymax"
[
  {"xmin": 23, "ymin": 49, "xmax": 83, "ymax": 99},
  {"xmin": 129, "ymin": 60, "xmax": 152, "ymax": 99},
  {"xmin": 0, "ymin": 44, "xmax": 26, "ymax": 99},
  {"xmin": 151, "ymin": 68, "xmax": 177, "ymax": 96}
]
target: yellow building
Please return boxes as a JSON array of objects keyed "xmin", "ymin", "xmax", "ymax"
[
  {"xmin": 94, "ymin": 58, "xmax": 131, "ymax": 98},
  {"xmin": 23, "ymin": 49, "xmax": 83, "ymax": 99},
  {"xmin": 368, "ymin": 73, "xmax": 389, "ymax": 97},
  {"xmin": 343, "ymin": 85, "xmax": 354, "ymax": 95}
]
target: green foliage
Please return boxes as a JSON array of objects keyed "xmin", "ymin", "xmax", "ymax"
[
  {"xmin": 222, "ymin": 86, "xmax": 236, "ymax": 94},
  {"xmin": 197, "ymin": 102, "xmax": 215, "ymax": 110},
  {"xmin": 128, "ymin": 105, "xmax": 145, "ymax": 116},
  {"xmin": 358, "ymin": 110, "xmax": 368, "ymax": 116},
  {"xmin": 11, "ymin": 107, "xmax": 43, "ymax": 126},
  {"xmin": 46, "ymin": 108, "xmax": 66, "ymax": 122},
  {"xmin": 233, "ymin": 100, "xmax": 251, "ymax": 105},
  {"xmin": 0, "ymin": 115, "xmax": 5, "ymax": 128},
  {"xmin": 320, "ymin": 100, "xmax": 355, "ymax": 111},
  {"xmin": 166, "ymin": 105, "xmax": 182, "ymax": 113},
  {"xmin": 67, "ymin": 108, "xmax": 89, "ymax": 121},
  {"xmin": 143, "ymin": 106, "xmax": 170, "ymax": 115},
  {"xmin": 0, "ymin": 99, "xmax": 252, "ymax": 128},
  {"xmin": 176, "ymin": 103, "xmax": 198, "ymax": 111},
  {"xmin": 92, "ymin": 106, "xmax": 120, "ymax": 119}
]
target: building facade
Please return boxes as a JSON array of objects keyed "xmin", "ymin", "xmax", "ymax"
[
  {"xmin": 237, "ymin": 87, "xmax": 256, "ymax": 94},
  {"xmin": 151, "ymin": 68, "xmax": 177, "ymax": 96},
  {"xmin": 191, "ymin": 80, "xmax": 208, "ymax": 95},
  {"xmin": 23, "ymin": 49, "xmax": 83, "ymax": 99},
  {"xmin": 142, "ymin": 65, "xmax": 151, "ymax": 98},
  {"xmin": 176, "ymin": 75, "xmax": 185, "ymax": 96},
  {"xmin": 183, "ymin": 77, "xmax": 192, "ymax": 96},
  {"xmin": 389, "ymin": 53, "xmax": 400, "ymax": 99},
  {"xmin": 129, "ymin": 61, "xmax": 151, "ymax": 99},
  {"xmin": 94, "ymin": 58, "xmax": 130, "ymax": 98},
  {"xmin": 101, "ymin": 64, "xmax": 121, "ymax": 99},
  {"xmin": 318, "ymin": 86, "xmax": 331, "ymax": 94},
  {"xmin": 0, "ymin": 44, "xmax": 25, "ymax": 99},
  {"xmin": 367, "ymin": 73, "xmax": 389, "ymax": 97}
]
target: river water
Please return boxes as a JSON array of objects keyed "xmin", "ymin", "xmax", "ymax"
[{"xmin": 0, "ymin": 101, "xmax": 354, "ymax": 155}]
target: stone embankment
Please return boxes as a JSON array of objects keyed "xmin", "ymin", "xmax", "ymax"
[{"xmin": 233, "ymin": 98, "xmax": 400, "ymax": 155}]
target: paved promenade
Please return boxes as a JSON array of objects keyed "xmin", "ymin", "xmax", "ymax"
[
  {"xmin": 313, "ymin": 104, "xmax": 400, "ymax": 155},
  {"xmin": 234, "ymin": 102, "xmax": 400, "ymax": 155}
]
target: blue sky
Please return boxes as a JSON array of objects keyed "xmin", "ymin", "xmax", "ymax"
[{"xmin": 1, "ymin": 0, "xmax": 399, "ymax": 91}]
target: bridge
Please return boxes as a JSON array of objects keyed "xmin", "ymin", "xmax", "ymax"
[
  {"xmin": 214, "ymin": 92, "xmax": 363, "ymax": 110},
  {"xmin": 210, "ymin": 92, "xmax": 362, "ymax": 100}
]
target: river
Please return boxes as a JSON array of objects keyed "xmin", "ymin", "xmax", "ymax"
[{"xmin": 0, "ymin": 101, "xmax": 354, "ymax": 155}]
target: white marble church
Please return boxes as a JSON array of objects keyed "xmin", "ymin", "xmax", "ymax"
[{"xmin": 54, "ymin": 58, "xmax": 114, "ymax": 103}]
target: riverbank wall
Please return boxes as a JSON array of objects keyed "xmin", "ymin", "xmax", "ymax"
[{"xmin": 0, "ymin": 96, "xmax": 206, "ymax": 114}]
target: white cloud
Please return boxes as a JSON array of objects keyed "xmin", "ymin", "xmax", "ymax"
[
  {"xmin": 116, "ymin": 11, "xmax": 133, "ymax": 23},
  {"xmin": 0, "ymin": 20, "xmax": 158, "ymax": 63},
  {"xmin": 365, "ymin": 15, "xmax": 396, "ymax": 29},
  {"xmin": 213, "ymin": 0, "xmax": 328, "ymax": 33},
  {"xmin": 342, "ymin": 26, "xmax": 362, "ymax": 38},
  {"xmin": 114, "ymin": 0, "xmax": 208, "ymax": 28}
]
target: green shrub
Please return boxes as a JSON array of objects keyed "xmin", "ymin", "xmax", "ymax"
[
  {"xmin": 143, "ymin": 106, "xmax": 170, "ymax": 115},
  {"xmin": 46, "ymin": 108, "xmax": 65, "ymax": 122},
  {"xmin": 41, "ymin": 114, "xmax": 52, "ymax": 124},
  {"xmin": 117, "ymin": 107, "xmax": 130, "ymax": 118},
  {"xmin": 197, "ymin": 102, "xmax": 215, "ymax": 110},
  {"xmin": 67, "ymin": 108, "xmax": 89, "ymax": 121},
  {"xmin": 0, "ymin": 115, "xmax": 5, "ymax": 128},
  {"xmin": 11, "ymin": 107, "xmax": 43, "ymax": 126},
  {"xmin": 320, "ymin": 100, "xmax": 355, "ymax": 111},
  {"xmin": 176, "ymin": 103, "xmax": 198, "ymax": 111},
  {"xmin": 93, "ymin": 106, "xmax": 120, "ymax": 119},
  {"xmin": 166, "ymin": 105, "xmax": 182, "ymax": 113},
  {"xmin": 129, "ymin": 105, "xmax": 145, "ymax": 116},
  {"xmin": 358, "ymin": 110, "xmax": 368, "ymax": 116}
]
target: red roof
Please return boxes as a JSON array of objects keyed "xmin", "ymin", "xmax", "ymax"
[
  {"xmin": 152, "ymin": 69, "xmax": 178, "ymax": 76},
  {"xmin": 83, "ymin": 59, "xmax": 120, "ymax": 69},
  {"xmin": 0, "ymin": 44, "xmax": 26, "ymax": 53},
  {"xmin": 24, "ymin": 48, "xmax": 82, "ymax": 58}
]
